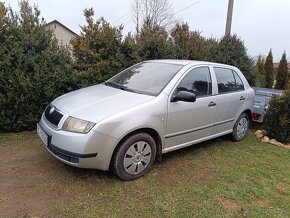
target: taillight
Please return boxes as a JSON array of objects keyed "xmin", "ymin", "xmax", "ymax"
[{"xmin": 252, "ymin": 113, "xmax": 259, "ymax": 120}]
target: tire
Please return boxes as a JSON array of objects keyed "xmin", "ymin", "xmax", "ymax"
[
  {"xmin": 232, "ymin": 113, "xmax": 249, "ymax": 142},
  {"xmin": 113, "ymin": 132, "xmax": 156, "ymax": 180}
]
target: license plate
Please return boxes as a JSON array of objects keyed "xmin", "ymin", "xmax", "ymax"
[{"xmin": 37, "ymin": 124, "xmax": 48, "ymax": 146}]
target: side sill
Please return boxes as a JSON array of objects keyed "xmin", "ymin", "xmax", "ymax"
[{"xmin": 162, "ymin": 130, "xmax": 233, "ymax": 153}]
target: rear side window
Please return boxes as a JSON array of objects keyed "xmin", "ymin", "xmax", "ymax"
[
  {"xmin": 214, "ymin": 67, "xmax": 245, "ymax": 93},
  {"xmin": 176, "ymin": 67, "xmax": 212, "ymax": 97},
  {"xmin": 233, "ymin": 71, "xmax": 245, "ymax": 91},
  {"xmin": 214, "ymin": 68, "xmax": 236, "ymax": 93}
]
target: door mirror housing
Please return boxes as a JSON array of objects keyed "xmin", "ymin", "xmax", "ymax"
[{"xmin": 171, "ymin": 91, "xmax": 196, "ymax": 103}]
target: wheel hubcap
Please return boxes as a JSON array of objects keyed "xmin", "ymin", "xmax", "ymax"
[
  {"xmin": 134, "ymin": 153, "xmax": 142, "ymax": 162},
  {"xmin": 237, "ymin": 117, "xmax": 248, "ymax": 139},
  {"xmin": 123, "ymin": 141, "xmax": 152, "ymax": 175}
]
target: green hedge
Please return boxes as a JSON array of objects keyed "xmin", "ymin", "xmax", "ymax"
[
  {"xmin": 0, "ymin": 1, "xmax": 259, "ymax": 132},
  {"xmin": 0, "ymin": 1, "xmax": 76, "ymax": 131},
  {"xmin": 264, "ymin": 91, "xmax": 290, "ymax": 142}
]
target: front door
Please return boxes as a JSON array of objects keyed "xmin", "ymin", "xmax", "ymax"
[{"xmin": 165, "ymin": 66, "xmax": 216, "ymax": 150}]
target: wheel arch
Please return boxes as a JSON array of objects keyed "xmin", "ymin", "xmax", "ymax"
[
  {"xmin": 109, "ymin": 128, "xmax": 163, "ymax": 170},
  {"xmin": 242, "ymin": 109, "xmax": 252, "ymax": 124}
]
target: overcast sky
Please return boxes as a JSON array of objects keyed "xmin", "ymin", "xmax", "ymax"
[{"xmin": 4, "ymin": 0, "xmax": 290, "ymax": 61}]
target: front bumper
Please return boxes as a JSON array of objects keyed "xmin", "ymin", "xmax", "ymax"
[{"xmin": 38, "ymin": 115, "xmax": 119, "ymax": 171}]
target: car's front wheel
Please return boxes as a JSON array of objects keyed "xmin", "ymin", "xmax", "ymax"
[
  {"xmin": 232, "ymin": 113, "xmax": 249, "ymax": 142},
  {"xmin": 113, "ymin": 132, "xmax": 156, "ymax": 180}
]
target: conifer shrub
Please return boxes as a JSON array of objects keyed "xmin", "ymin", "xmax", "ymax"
[
  {"xmin": 275, "ymin": 52, "xmax": 288, "ymax": 90},
  {"xmin": 263, "ymin": 91, "xmax": 290, "ymax": 142}
]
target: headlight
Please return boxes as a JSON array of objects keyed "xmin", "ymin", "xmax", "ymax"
[{"xmin": 62, "ymin": 117, "xmax": 95, "ymax": 133}]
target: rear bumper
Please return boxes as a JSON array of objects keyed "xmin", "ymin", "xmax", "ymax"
[{"xmin": 38, "ymin": 115, "xmax": 119, "ymax": 170}]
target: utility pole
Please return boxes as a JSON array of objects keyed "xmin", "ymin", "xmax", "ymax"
[{"xmin": 225, "ymin": 0, "xmax": 234, "ymax": 36}]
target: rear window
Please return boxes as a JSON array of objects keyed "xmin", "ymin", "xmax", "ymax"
[
  {"xmin": 214, "ymin": 67, "xmax": 245, "ymax": 93},
  {"xmin": 214, "ymin": 68, "xmax": 236, "ymax": 93},
  {"xmin": 233, "ymin": 71, "xmax": 245, "ymax": 91}
]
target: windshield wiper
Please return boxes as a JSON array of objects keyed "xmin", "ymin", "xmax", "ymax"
[
  {"xmin": 104, "ymin": 81, "xmax": 123, "ymax": 89},
  {"xmin": 104, "ymin": 81, "xmax": 136, "ymax": 93}
]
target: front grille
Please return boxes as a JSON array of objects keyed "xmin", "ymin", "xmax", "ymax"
[{"xmin": 44, "ymin": 105, "xmax": 63, "ymax": 127}]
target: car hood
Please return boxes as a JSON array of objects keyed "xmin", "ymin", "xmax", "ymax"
[{"xmin": 52, "ymin": 84, "xmax": 154, "ymax": 123}]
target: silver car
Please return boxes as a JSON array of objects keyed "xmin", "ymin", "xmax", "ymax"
[{"xmin": 37, "ymin": 60, "xmax": 254, "ymax": 180}]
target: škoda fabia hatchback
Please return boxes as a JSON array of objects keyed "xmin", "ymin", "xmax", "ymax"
[{"xmin": 37, "ymin": 60, "xmax": 254, "ymax": 180}]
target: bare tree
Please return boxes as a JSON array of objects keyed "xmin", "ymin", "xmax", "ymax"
[
  {"xmin": 132, "ymin": 0, "xmax": 142, "ymax": 34},
  {"xmin": 132, "ymin": 0, "xmax": 175, "ymax": 33}
]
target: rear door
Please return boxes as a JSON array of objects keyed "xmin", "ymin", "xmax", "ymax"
[
  {"xmin": 212, "ymin": 67, "xmax": 247, "ymax": 135},
  {"xmin": 165, "ymin": 66, "xmax": 216, "ymax": 150}
]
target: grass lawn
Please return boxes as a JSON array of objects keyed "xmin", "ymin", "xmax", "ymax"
[{"xmin": 0, "ymin": 129, "xmax": 289, "ymax": 217}]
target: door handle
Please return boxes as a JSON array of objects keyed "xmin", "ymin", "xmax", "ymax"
[
  {"xmin": 208, "ymin": 101, "xmax": 216, "ymax": 107},
  {"xmin": 240, "ymin": 96, "xmax": 245, "ymax": 101}
]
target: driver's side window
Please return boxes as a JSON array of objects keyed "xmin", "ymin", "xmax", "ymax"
[{"xmin": 176, "ymin": 67, "xmax": 212, "ymax": 97}]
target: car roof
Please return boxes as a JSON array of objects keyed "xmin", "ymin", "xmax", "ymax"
[{"xmin": 147, "ymin": 59, "xmax": 236, "ymax": 68}]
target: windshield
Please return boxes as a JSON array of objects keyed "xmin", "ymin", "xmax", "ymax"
[{"xmin": 106, "ymin": 62, "xmax": 183, "ymax": 96}]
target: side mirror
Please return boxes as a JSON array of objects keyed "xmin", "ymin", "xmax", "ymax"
[{"xmin": 171, "ymin": 91, "xmax": 196, "ymax": 103}]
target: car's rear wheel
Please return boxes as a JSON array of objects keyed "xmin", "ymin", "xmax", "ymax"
[
  {"xmin": 113, "ymin": 133, "xmax": 156, "ymax": 180},
  {"xmin": 232, "ymin": 113, "xmax": 249, "ymax": 141}
]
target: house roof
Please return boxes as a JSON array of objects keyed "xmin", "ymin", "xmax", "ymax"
[
  {"xmin": 44, "ymin": 20, "xmax": 79, "ymax": 36},
  {"xmin": 273, "ymin": 62, "xmax": 290, "ymax": 69}
]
